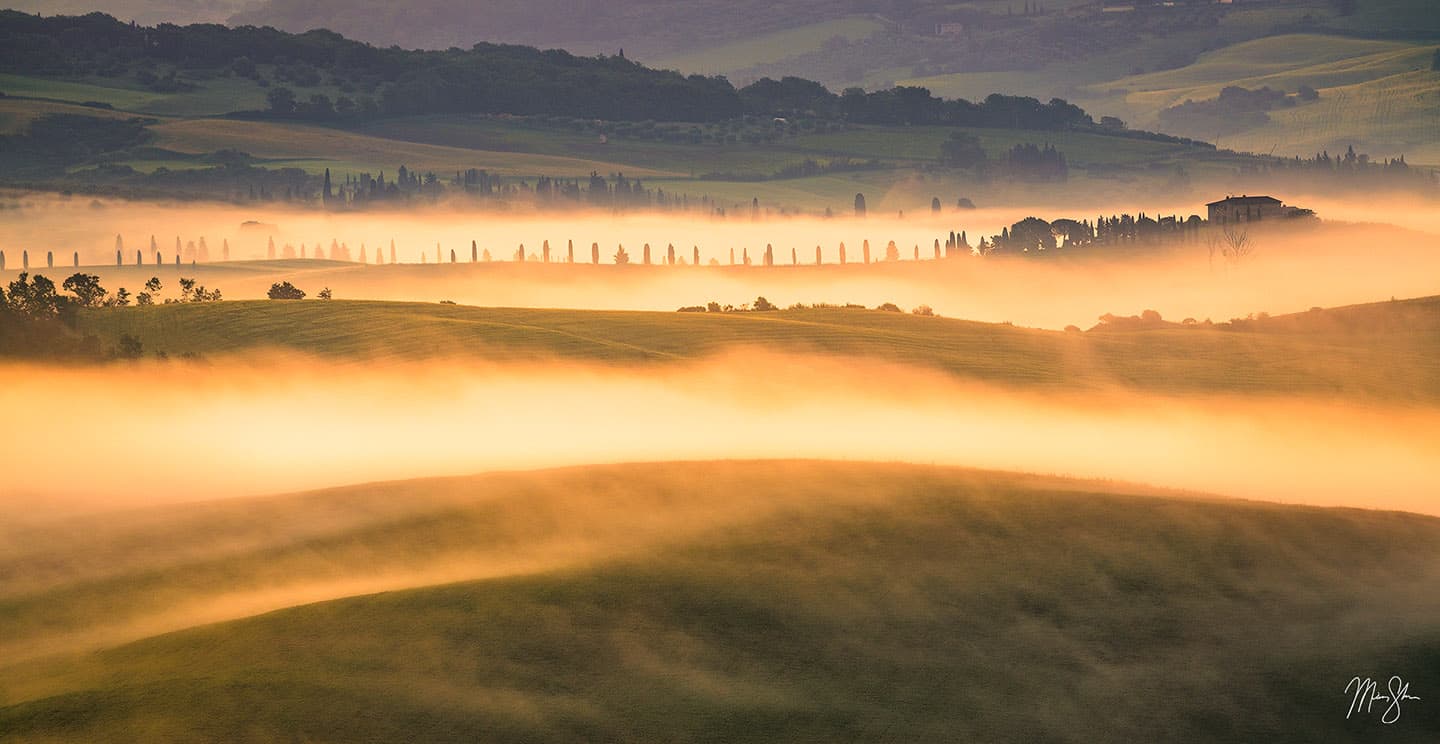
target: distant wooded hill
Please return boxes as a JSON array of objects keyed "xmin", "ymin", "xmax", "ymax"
[{"xmin": 0, "ymin": 10, "xmax": 1187, "ymax": 139}]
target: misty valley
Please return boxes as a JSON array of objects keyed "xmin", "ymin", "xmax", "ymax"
[{"xmin": 2, "ymin": 4, "xmax": 1440, "ymax": 743}]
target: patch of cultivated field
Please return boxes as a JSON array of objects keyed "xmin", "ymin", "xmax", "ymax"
[
  {"xmin": 0, "ymin": 98, "xmax": 146, "ymax": 135},
  {"xmin": 147, "ymin": 118, "xmax": 687, "ymax": 177},
  {"xmin": 1085, "ymin": 35, "xmax": 1440, "ymax": 160},
  {"xmin": 1, "ymin": 461, "xmax": 1436, "ymax": 742},
  {"xmin": 652, "ymin": 16, "xmax": 886, "ymax": 76},
  {"xmin": 1223, "ymin": 70, "xmax": 1440, "ymax": 163}
]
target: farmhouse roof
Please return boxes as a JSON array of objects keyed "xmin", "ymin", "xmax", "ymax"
[{"xmin": 1206, "ymin": 195, "xmax": 1282, "ymax": 207}]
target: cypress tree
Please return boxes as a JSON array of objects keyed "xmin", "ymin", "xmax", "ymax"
[
  {"xmin": 693, "ymin": 246, "xmax": 699, "ymax": 266},
  {"xmin": 591, "ymin": 242, "xmax": 599, "ymax": 264},
  {"xmin": 667, "ymin": 244, "xmax": 675, "ymax": 265},
  {"xmin": 472, "ymin": 240, "xmax": 478, "ymax": 262},
  {"xmin": 854, "ymin": 193, "xmax": 867, "ymax": 217},
  {"xmin": 23, "ymin": 250, "xmax": 29, "ymax": 270},
  {"xmin": 47, "ymin": 250, "xmax": 53, "ymax": 268},
  {"xmin": 934, "ymin": 239, "xmax": 941, "ymax": 259},
  {"xmin": 791, "ymin": 247, "xmax": 797, "ymax": 265},
  {"xmin": 543, "ymin": 240, "xmax": 551, "ymax": 263},
  {"xmin": 74, "ymin": 251, "xmax": 80, "ymax": 267},
  {"xmin": 815, "ymin": 245, "xmax": 822, "ymax": 265},
  {"xmin": 136, "ymin": 250, "xmax": 142, "ymax": 265},
  {"xmin": 390, "ymin": 240, "xmax": 396, "ymax": 264},
  {"xmin": 450, "ymin": 249, "xmax": 456, "ymax": 263},
  {"xmin": 222, "ymin": 239, "xmax": 230, "ymax": 261},
  {"xmin": 862, "ymin": 240, "xmax": 870, "ymax": 264},
  {"xmin": 568, "ymin": 240, "xmax": 574, "ymax": 263},
  {"xmin": 643, "ymin": 243, "xmax": 651, "ymax": 265},
  {"xmin": 0, "ymin": 250, "xmax": 5, "ymax": 271},
  {"xmin": 839, "ymin": 242, "xmax": 847, "ymax": 264}
]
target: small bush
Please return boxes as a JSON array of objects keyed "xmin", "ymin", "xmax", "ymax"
[
  {"xmin": 876, "ymin": 302, "xmax": 901, "ymax": 312},
  {"xmin": 267, "ymin": 281, "xmax": 305, "ymax": 300}
]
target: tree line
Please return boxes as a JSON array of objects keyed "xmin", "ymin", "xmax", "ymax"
[
  {"xmin": 2, "ymin": 10, "xmax": 1193, "ymax": 139},
  {"xmin": 0, "ymin": 271, "xmax": 219, "ymax": 360}
]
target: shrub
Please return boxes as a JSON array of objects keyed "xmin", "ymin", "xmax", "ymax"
[
  {"xmin": 876, "ymin": 302, "xmax": 901, "ymax": 312},
  {"xmin": 912, "ymin": 305, "xmax": 934, "ymax": 316},
  {"xmin": 267, "ymin": 281, "xmax": 305, "ymax": 300}
]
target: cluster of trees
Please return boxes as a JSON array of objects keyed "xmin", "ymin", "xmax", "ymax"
[
  {"xmin": 1160, "ymin": 85, "xmax": 1319, "ymax": 137},
  {"xmin": 0, "ymin": 271, "xmax": 208, "ymax": 359},
  {"xmin": 940, "ymin": 210, "xmax": 1207, "ymax": 257},
  {"xmin": 937, "ymin": 136, "xmax": 1068, "ymax": 181},
  {"xmin": 325, "ymin": 165, "xmax": 749, "ymax": 213},
  {"xmin": 678, "ymin": 299, "xmax": 933, "ymax": 314},
  {"xmin": 0, "ymin": 114, "xmax": 153, "ymax": 175}
]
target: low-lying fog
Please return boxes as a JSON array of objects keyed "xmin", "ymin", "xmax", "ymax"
[
  {"xmin": 2, "ymin": 194, "xmax": 1439, "ymax": 328},
  {"xmin": 4, "ymin": 351, "xmax": 1437, "ymax": 518}
]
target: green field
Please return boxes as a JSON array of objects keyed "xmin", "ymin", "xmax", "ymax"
[
  {"xmin": 652, "ymin": 16, "xmax": 887, "ymax": 76},
  {"xmin": 70, "ymin": 295, "xmax": 1440, "ymax": 403},
  {"xmin": 1, "ymin": 460, "xmax": 1437, "ymax": 741},
  {"xmin": 0, "ymin": 72, "xmax": 342, "ymax": 118},
  {"xmin": 1088, "ymin": 34, "xmax": 1440, "ymax": 160}
]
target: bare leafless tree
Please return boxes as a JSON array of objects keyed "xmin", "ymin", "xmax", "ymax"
[{"xmin": 1222, "ymin": 226, "xmax": 1253, "ymax": 266}]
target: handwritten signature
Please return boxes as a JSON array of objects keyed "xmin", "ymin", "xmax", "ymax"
[{"xmin": 1346, "ymin": 676, "xmax": 1420, "ymax": 724}]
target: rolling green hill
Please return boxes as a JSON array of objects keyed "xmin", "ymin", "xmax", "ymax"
[
  {"xmin": 1, "ymin": 461, "xmax": 1437, "ymax": 742},
  {"xmin": 1083, "ymin": 35, "xmax": 1440, "ymax": 161},
  {"xmin": 70, "ymin": 295, "xmax": 1440, "ymax": 403}
]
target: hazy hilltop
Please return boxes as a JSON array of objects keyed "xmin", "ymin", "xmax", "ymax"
[
  {"xmin": 228, "ymin": 0, "xmax": 868, "ymax": 60},
  {"xmin": 2, "ymin": 0, "xmax": 257, "ymax": 26}
]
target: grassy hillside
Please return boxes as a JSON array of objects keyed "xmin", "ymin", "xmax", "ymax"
[
  {"xmin": 146, "ymin": 118, "xmax": 684, "ymax": 178},
  {"xmin": 71, "ymin": 295, "xmax": 1440, "ymax": 403},
  {"xmin": 652, "ymin": 16, "xmax": 886, "ymax": 76},
  {"xmin": 1, "ymin": 461, "xmax": 1437, "ymax": 742},
  {"xmin": 1084, "ymin": 35, "xmax": 1440, "ymax": 161}
]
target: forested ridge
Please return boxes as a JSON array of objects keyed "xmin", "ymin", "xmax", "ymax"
[{"xmin": 0, "ymin": 9, "xmax": 1191, "ymax": 139}]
